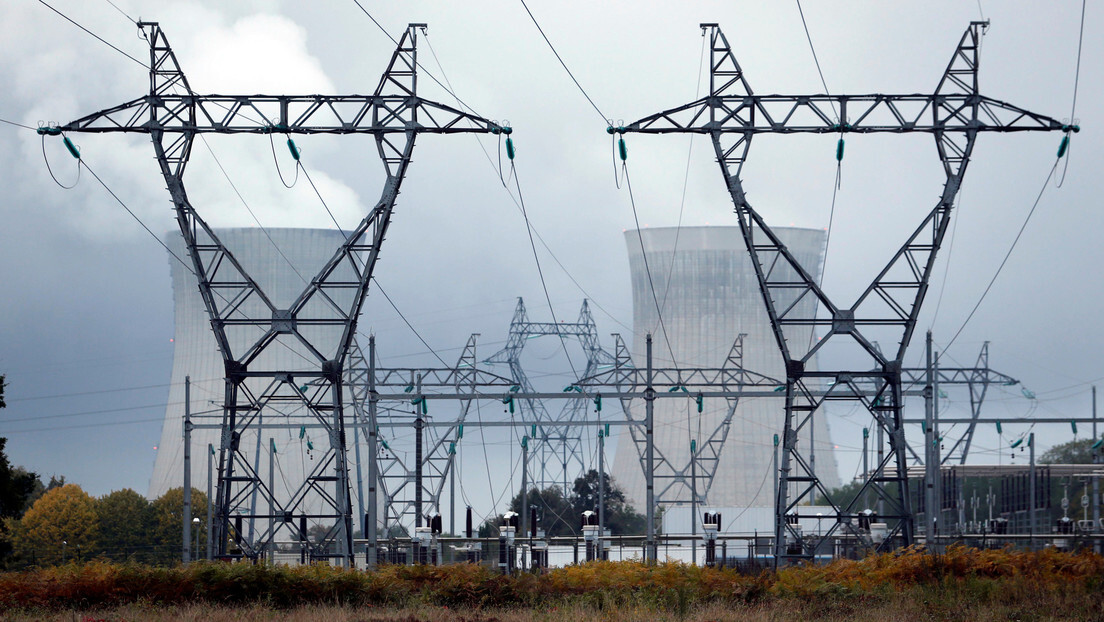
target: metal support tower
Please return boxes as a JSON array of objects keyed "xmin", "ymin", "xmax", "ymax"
[
  {"xmin": 55, "ymin": 22, "xmax": 505, "ymax": 563},
  {"xmin": 485, "ymin": 298, "xmax": 616, "ymax": 492},
  {"xmin": 617, "ymin": 22, "xmax": 1067, "ymax": 563}
]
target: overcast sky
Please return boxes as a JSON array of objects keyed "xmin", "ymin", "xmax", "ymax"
[{"xmin": 0, "ymin": 1, "xmax": 1100, "ymax": 522}]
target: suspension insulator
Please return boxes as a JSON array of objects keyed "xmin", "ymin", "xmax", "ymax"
[
  {"xmin": 696, "ymin": 393, "xmax": 703, "ymax": 413},
  {"xmin": 594, "ymin": 394, "xmax": 602, "ymax": 412},
  {"xmin": 458, "ymin": 424, "xmax": 464, "ymax": 439},
  {"xmin": 618, "ymin": 137, "xmax": 627, "ymax": 162},
  {"xmin": 506, "ymin": 137, "xmax": 515, "ymax": 160},
  {"xmin": 287, "ymin": 137, "xmax": 301, "ymax": 161},
  {"xmin": 63, "ymin": 136, "xmax": 81, "ymax": 159},
  {"xmin": 835, "ymin": 138, "xmax": 845, "ymax": 162},
  {"xmin": 996, "ymin": 421, "xmax": 1002, "ymax": 434},
  {"xmin": 1057, "ymin": 134, "xmax": 1069, "ymax": 158},
  {"xmin": 1071, "ymin": 421, "xmax": 1078, "ymax": 435}
]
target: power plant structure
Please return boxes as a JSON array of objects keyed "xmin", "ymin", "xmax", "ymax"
[{"xmin": 610, "ymin": 226, "xmax": 842, "ymax": 512}]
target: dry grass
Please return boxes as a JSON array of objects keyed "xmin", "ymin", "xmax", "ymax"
[{"xmin": 0, "ymin": 546, "xmax": 1101, "ymax": 621}]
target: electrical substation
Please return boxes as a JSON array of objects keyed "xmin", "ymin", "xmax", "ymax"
[{"xmin": 27, "ymin": 9, "xmax": 1101, "ymax": 573}]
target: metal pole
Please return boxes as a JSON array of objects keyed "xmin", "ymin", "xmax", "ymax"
[
  {"xmin": 933, "ymin": 349, "xmax": 941, "ymax": 543},
  {"xmin": 269, "ymin": 438, "xmax": 275, "ymax": 564},
  {"xmin": 353, "ymin": 414, "xmax": 366, "ymax": 541},
  {"xmin": 862, "ymin": 428, "xmax": 869, "ymax": 508},
  {"xmin": 450, "ymin": 452, "xmax": 456, "ymax": 537},
  {"xmin": 415, "ymin": 374, "xmax": 424, "ymax": 529},
  {"xmin": 521, "ymin": 437, "xmax": 529, "ymax": 551},
  {"xmin": 691, "ymin": 439, "xmax": 697, "ymax": 565},
  {"xmin": 206, "ymin": 443, "xmax": 213, "ymax": 561},
  {"xmin": 1093, "ymin": 386, "xmax": 1099, "ymax": 550},
  {"xmin": 183, "ymin": 376, "xmax": 192, "ymax": 564},
  {"xmin": 924, "ymin": 331, "xmax": 936, "ymax": 544},
  {"xmin": 598, "ymin": 428, "xmax": 606, "ymax": 546},
  {"xmin": 367, "ymin": 335, "xmax": 379, "ymax": 569},
  {"xmin": 645, "ymin": 334, "xmax": 656, "ymax": 563},
  {"xmin": 1029, "ymin": 432, "xmax": 1036, "ymax": 550}
]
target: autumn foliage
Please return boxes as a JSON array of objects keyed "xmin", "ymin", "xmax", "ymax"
[{"xmin": 0, "ymin": 545, "xmax": 1100, "ymax": 615}]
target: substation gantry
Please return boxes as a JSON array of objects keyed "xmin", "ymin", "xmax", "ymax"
[
  {"xmin": 48, "ymin": 22, "xmax": 509, "ymax": 565},
  {"xmin": 613, "ymin": 21, "xmax": 1070, "ymax": 563},
  {"xmin": 484, "ymin": 298, "xmax": 617, "ymax": 493}
]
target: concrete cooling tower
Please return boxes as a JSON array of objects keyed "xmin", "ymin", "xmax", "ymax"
[
  {"xmin": 610, "ymin": 226, "xmax": 841, "ymax": 511},
  {"xmin": 149, "ymin": 228, "xmax": 351, "ymax": 500}
]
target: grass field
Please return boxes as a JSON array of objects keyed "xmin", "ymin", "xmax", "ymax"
[{"xmin": 1, "ymin": 546, "xmax": 1102, "ymax": 621}]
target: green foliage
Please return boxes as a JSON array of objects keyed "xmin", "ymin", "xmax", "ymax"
[
  {"xmin": 96, "ymin": 489, "xmax": 155, "ymax": 563},
  {"xmin": 570, "ymin": 469, "xmax": 645, "ymax": 535},
  {"xmin": 147, "ymin": 487, "xmax": 208, "ymax": 564},
  {"xmin": 1040, "ymin": 438, "xmax": 1098, "ymax": 465},
  {"xmin": 495, "ymin": 471, "xmax": 646, "ymax": 537}
]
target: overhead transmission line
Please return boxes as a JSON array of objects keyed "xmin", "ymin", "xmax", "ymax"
[
  {"xmin": 517, "ymin": 0, "xmax": 608, "ymax": 124},
  {"xmin": 944, "ymin": 0, "xmax": 1086, "ymax": 352},
  {"xmin": 37, "ymin": 0, "xmax": 146, "ymax": 68}
]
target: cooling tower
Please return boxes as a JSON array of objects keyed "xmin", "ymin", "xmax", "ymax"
[
  {"xmin": 610, "ymin": 226, "xmax": 842, "ymax": 511},
  {"xmin": 149, "ymin": 228, "xmax": 351, "ymax": 500}
]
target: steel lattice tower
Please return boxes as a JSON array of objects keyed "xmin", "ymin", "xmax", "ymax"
[
  {"xmin": 616, "ymin": 21, "xmax": 1069, "ymax": 562},
  {"xmin": 53, "ymin": 22, "xmax": 506, "ymax": 564},
  {"xmin": 485, "ymin": 299, "xmax": 616, "ymax": 492}
]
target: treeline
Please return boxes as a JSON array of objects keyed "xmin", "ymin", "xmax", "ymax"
[{"xmin": 1, "ymin": 483, "xmax": 206, "ymax": 568}]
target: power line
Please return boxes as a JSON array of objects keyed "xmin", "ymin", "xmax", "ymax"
[
  {"xmin": 944, "ymin": 159, "xmax": 1059, "ymax": 352},
  {"xmin": 0, "ymin": 117, "xmax": 36, "ymax": 131},
  {"xmin": 517, "ymin": 0, "xmax": 608, "ymax": 124},
  {"xmin": 371, "ymin": 278, "xmax": 450, "ymax": 368},
  {"xmin": 37, "ymin": 0, "xmax": 146, "ymax": 68},
  {"xmin": 9, "ymin": 382, "xmax": 174, "ymax": 403}
]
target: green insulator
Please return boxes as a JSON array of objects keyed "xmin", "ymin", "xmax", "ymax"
[
  {"xmin": 594, "ymin": 394, "xmax": 602, "ymax": 412},
  {"xmin": 1071, "ymin": 421, "xmax": 1078, "ymax": 435},
  {"xmin": 382, "ymin": 440, "xmax": 390, "ymax": 450},
  {"xmin": 690, "ymin": 439, "xmax": 696, "ymax": 453},
  {"xmin": 1022, "ymin": 388, "xmax": 1036, "ymax": 400},
  {"xmin": 773, "ymin": 433, "xmax": 779, "ymax": 446},
  {"xmin": 449, "ymin": 442, "xmax": 456, "ymax": 455},
  {"xmin": 510, "ymin": 384, "xmax": 520, "ymax": 392},
  {"xmin": 606, "ymin": 126, "xmax": 615, "ymax": 135},
  {"xmin": 521, "ymin": 436, "xmax": 528, "ymax": 450},
  {"xmin": 667, "ymin": 386, "xmax": 681, "ymax": 393},
  {"xmin": 773, "ymin": 386, "xmax": 785, "ymax": 393},
  {"xmin": 835, "ymin": 138, "xmax": 844, "ymax": 162},
  {"xmin": 1010, "ymin": 438, "xmax": 1023, "ymax": 449},
  {"xmin": 404, "ymin": 384, "xmax": 414, "ymax": 393},
  {"xmin": 271, "ymin": 439, "xmax": 277, "ymax": 454},
  {"xmin": 287, "ymin": 137, "xmax": 301, "ymax": 161},
  {"xmin": 863, "ymin": 427, "xmax": 869, "ymax": 439},
  {"xmin": 299, "ymin": 426, "xmax": 306, "ymax": 440},
  {"xmin": 996, "ymin": 421, "xmax": 1003, "ymax": 434},
  {"xmin": 502, "ymin": 126, "xmax": 513, "ymax": 135},
  {"xmin": 1093, "ymin": 438, "xmax": 1103, "ymax": 449},
  {"xmin": 299, "ymin": 385, "xmax": 308, "ymax": 392},
  {"xmin": 421, "ymin": 400, "xmax": 428, "ymax": 415},
  {"xmin": 506, "ymin": 136, "xmax": 515, "ymax": 160},
  {"xmin": 63, "ymin": 136, "xmax": 80, "ymax": 159},
  {"xmin": 618, "ymin": 137, "xmax": 627, "ymax": 162},
  {"xmin": 921, "ymin": 421, "xmax": 927, "ymax": 434},
  {"xmin": 37, "ymin": 126, "xmax": 62, "ymax": 136},
  {"xmin": 458, "ymin": 424, "xmax": 464, "ymax": 439},
  {"xmin": 1057, "ymin": 135, "xmax": 1069, "ymax": 158},
  {"xmin": 307, "ymin": 440, "xmax": 314, "ymax": 451},
  {"xmin": 531, "ymin": 424, "xmax": 537, "ymax": 437},
  {"xmin": 695, "ymin": 394, "xmax": 703, "ymax": 413},
  {"xmin": 508, "ymin": 400, "xmax": 515, "ymax": 415},
  {"xmin": 604, "ymin": 423, "xmax": 610, "ymax": 437}
]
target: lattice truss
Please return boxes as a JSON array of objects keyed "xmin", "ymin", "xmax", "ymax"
[
  {"xmin": 578, "ymin": 334, "xmax": 781, "ymax": 505},
  {"xmin": 344, "ymin": 336, "xmax": 514, "ymax": 535},
  {"xmin": 618, "ymin": 22, "xmax": 1066, "ymax": 561},
  {"xmin": 56, "ymin": 22, "xmax": 506, "ymax": 563},
  {"xmin": 484, "ymin": 299, "xmax": 617, "ymax": 492}
]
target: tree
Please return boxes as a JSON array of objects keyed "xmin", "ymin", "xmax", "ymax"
[
  {"xmin": 11, "ymin": 484, "xmax": 99, "ymax": 564},
  {"xmin": 1041, "ymin": 438, "xmax": 1097, "ymax": 465},
  {"xmin": 570, "ymin": 469, "xmax": 646, "ymax": 535},
  {"xmin": 503, "ymin": 485, "xmax": 575, "ymax": 537},
  {"xmin": 96, "ymin": 489, "xmax": 154, "ymax": 562},
  {"xmin": 0, "ymin": 437, "xmax": 38, "ymax": 561},
  {"xmin": 149, "ymin": 487, "xmax": 208, "ymax": 564}
]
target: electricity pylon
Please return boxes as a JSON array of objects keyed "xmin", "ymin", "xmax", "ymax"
[
  {"xmin": 52, "ymin": 22, "xmax": 506, "ymax": 564},
  {"xmin": 616, "ymin": 21, "xmax": 1069, "ymax": 562},
  {"xmin": 485, "ymin": 299, "xmax": 615, "ymax": 492}
]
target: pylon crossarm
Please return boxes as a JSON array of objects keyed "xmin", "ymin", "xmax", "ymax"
[{"xmin": 621, "ymin": 94, "xmax": 1063, "ymax": 135}]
